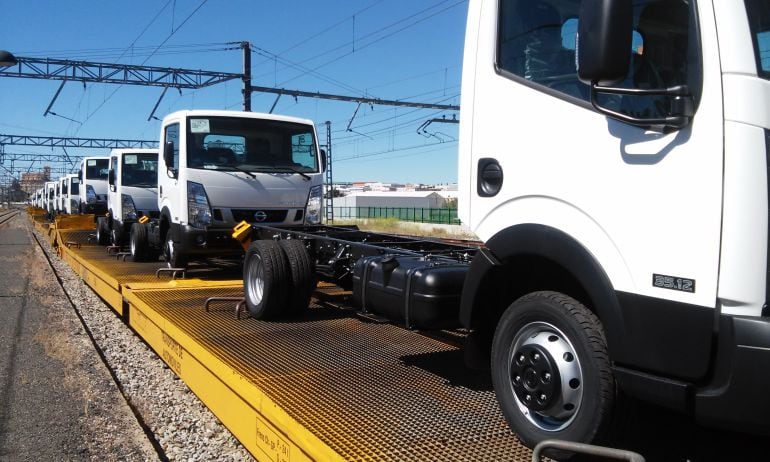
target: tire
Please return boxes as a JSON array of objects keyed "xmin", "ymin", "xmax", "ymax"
[
  {"xmin": 96, "ymin": 217, "xmax": 110, "ymax": 245},
  {"xmin": 129, "ymin": 223, "xmax": 150, "ymax": 262},
  {"xmin": 164, "ymin": 231, "xmax": 188, "ymax": 268},
  {"xmin": 243, "ymin": 240, "xmax": 289, "ymax": 320},
  {"xmin": 278, "ymin": 239, "xmax": 316, "ymax": 316},
  {"xmin": 491, "ymin": 291, "xmax": 614, "ymax": 457}
]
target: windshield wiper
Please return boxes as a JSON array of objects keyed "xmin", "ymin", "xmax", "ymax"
[
  {"xmin": 276, "ymin": 165, "xmax": 311, "ymax": 181},
  {"xmin": 218, "ymin": 164, "xmax": 256, "ymax": 179}
]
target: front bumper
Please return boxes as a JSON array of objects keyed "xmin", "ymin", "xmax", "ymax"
[
  {"xmin": 695, "ymin": 315, "xmax": 770, "ymax": 434},
  {"xmin": 171, "ymin": 223, "xmax": 243, "ymax": 260}
]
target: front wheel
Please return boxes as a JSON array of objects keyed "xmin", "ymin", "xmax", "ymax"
[
  {"xmin": 164, "ymin": 232, "xmax": 188, "ymax": 268},
  {"xmin": 491, "ymin": 291, "xmax": 614, "ymax": 455}
]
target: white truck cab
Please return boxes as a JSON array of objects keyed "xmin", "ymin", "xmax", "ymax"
[
  {"xmin": 44, "ymin": 181, "xmax": 56, "ymax": 216},
  {"xmin": 96, "ymin": 149, "xmax": 159, "ymax": 245},
  {"xmin": 131, "ymin": 110, "xmax": 324, "ymax": 267},
  {"xmin": 54, "ymin": 177, "xmax": 64, "ymax": 215},
  {"xmin": 62, "ymin": 174, "xmax": 80, "ymax": 214},
  {"xmin": 459, "ymin": 0, "xmax": 770, "ymax": 449},
  {"xmin": 78, "ymin": 156, "xmax": 110, "ymax": 214}
]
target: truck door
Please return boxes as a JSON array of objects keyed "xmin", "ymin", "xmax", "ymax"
[
  {"xmin": 108, "ymin": 155, "xmax": 119, "ymax": 217},
  {"xmin": 466, "ymin": 0, "xmax": 724, "ymax": 380},
  {"xmin": 158, "ymin": 122, "xmax": 181, "ymax": 221}
]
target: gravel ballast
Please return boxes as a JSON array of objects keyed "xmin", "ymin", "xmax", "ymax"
[{"xmin": 29, "ymin": 218, "xmax": 253, "ymax": 462}]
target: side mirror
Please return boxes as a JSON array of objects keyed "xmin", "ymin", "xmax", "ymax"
[
  {"xmin": 163, "ymin": 142, "xmax": 177, "ymax": 176},
  {"xmin": 320, "ymin": 149, "xmax": 327, "ymax": 173},
  {"xmin": 108, "ymin": 169, "xmax": 115, "ymax": 186},
  {"xmin": 577, "ymin": 0, "xmax": 632, "ymax": 86},
  {"xmin": 78, "ymin": 171, "xmax": 82, "ymax": 181},
  {"xmin": 577, "ymin": 0, "xmax": 693, "ymax": 131}
]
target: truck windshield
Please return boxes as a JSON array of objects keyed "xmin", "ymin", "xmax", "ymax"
[
  {"xmin": 85, "ymin": 159, "xmax": 109, "ymax": 180},
  {"xmin": 186, "ymin": 117, "xmax": 318, "ymax": 174},
  {"xmin": 122, "ymin": 153, "xmax": 158, "ymax": 187},
  {"xmin": 745, "ymin": 0, "xmax": 770, "ymax": 80}
]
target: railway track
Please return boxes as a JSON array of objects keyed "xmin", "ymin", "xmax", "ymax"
[{"xmin": 0, "ymin": 207, "xmax": 20, "ymax": 226}]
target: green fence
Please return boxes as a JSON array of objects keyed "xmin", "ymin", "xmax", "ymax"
[{"xmin": 332, "ymin": 206, "xmax": 461, "ymax": 225}]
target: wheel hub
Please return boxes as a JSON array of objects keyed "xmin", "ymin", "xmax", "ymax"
[
  {"xmin": 246, "ymin": 254, "xmax": 265, "ymax": 305},
  {"xmin": 165, "ymin": 239, "xmax": 175, "ymax": 267},
  {"xmin": 510, "ymin": 344, "xmax": 559, "ymax": 411},
  {"xmin": 508, "ymin": 321, "xmax": 584, "ymax": 432}
]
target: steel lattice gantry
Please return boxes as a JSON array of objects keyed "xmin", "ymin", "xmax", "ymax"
[
  {"xmin": 0, "ymin": 134, "xmax": 157, "ymax": 149},
  {"xmin": 0, "ymin": 57, "xmax": 242, "ymax": 89}
]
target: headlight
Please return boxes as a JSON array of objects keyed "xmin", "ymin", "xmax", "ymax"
[
  {"xmin": 187, "ymin": 181, "xmax": 213, "ymax": 228},
  {"xmin": 86, "ymin": 185, "xmax": 97, "ymax": 204},
  {"xmin": 305, "ymin": 185, "xmax": 323, "ymax": 225},
  {"xmin": 122, "ymin": 194, "xmax": 137, "ymax": 220}
]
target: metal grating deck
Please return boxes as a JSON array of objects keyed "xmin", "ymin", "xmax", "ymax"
[
  {"xmin": 48, "ymin": 219, "xmax": 533, "ymax": 460},
  {"xmin": 58, "ymin": 228, "xmax": 244, "ymax": 286},
  {"xmin": 129, "ymin": 287, "xmax": 529, "ymax": 461}
]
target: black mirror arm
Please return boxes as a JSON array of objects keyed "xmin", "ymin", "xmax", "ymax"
[{"xmin": 590, "ymin": 83, "xmax": 694, "ymax": 131}]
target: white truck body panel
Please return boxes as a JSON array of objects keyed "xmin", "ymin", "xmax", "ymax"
[{"xmin": 461, "ymin": 0, "xmax": 726, "ymax": 309}]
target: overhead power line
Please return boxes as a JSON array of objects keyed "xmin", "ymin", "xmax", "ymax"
[
  {"xmin": 76, "ymin": 0, "xmax": 211, "ymax": 131},
  {"xmin": 275, "ymin": 0, "xmax": 466, "ymax": 87},
  {"xmin": 249, "ymin": 85, "xmax": 459, "ymax": 111},
  {"xmin": 335, "ymin": 140, "xmax": 457, "ymax": 162}
]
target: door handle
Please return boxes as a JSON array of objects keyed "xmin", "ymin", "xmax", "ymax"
[{"xmin": 477, "ymin": 158, "xmax": 503, "ymax": 197}]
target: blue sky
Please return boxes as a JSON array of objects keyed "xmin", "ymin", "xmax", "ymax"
[{"xmin": 0, "ymin": 0, "xmax": 467, "ymax": 184}]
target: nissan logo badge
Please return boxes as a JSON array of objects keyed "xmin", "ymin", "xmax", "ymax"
[{"xmin": 253, "ymin": 211, "xmax": 268, "ymax": 222}]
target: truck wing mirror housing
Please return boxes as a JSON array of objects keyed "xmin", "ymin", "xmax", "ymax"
[
  {"xmin": 577, "ymin": 0, "xmax": 632, "ymax": 86},
  {"xmin": 107, "ymin": 169, "xmax": 115, "ymax": 186},
  {"xmin": 320, "ymin": 149, "xmax": 327, "ymax": 173},
  {"xmin": 577, "ymin": 0, "xmax": 693, "ymax": 131},
  {"xmin": 164, "ymin": 142, "xmax": 177, "ymax": 176}
]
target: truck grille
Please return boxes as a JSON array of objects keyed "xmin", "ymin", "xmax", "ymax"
[{"xmin": 231, "ymin": 209, "xmax": 288, "ymax": 223}]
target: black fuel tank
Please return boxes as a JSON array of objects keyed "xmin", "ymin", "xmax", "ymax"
[{"xmin": 352, "ymin": 255, "xmax": 469, "ymax": 329}]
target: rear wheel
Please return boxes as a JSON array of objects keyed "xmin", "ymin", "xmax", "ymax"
[
  {"xmin": 244, "ymin": 240, "xmax": 289, "ymax": 320},
  {"xmin": 164, "ymin": 231, "xmax": 188, "ymax": 268},
  {"xmin": 491, "ymin": 291, "xmax": 614, "ymax": 457},
  {"xmin": 96, "ymin": 217, "xmax": 110, "ymax": 245},
  {"xmin": 278, "ymin": 239, "xmax": 316, "ymax": 316}
]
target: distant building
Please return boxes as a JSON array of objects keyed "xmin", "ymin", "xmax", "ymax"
[
  {"xmin": 20, "ymin": 167, "xmax": 50, "ymax": 197},
  {"xmin": 333, "ymin": 191, "xmax": 447, "ymax": 218}
]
